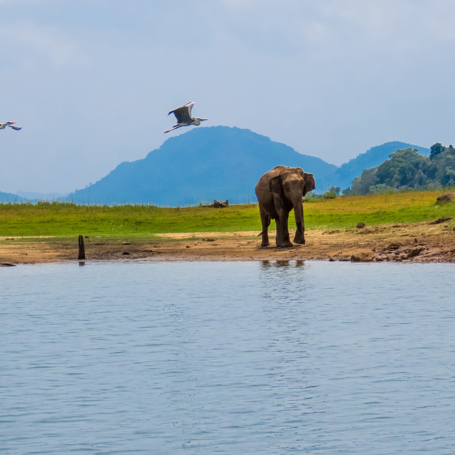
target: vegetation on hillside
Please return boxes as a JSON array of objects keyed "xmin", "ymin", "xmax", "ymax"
[
  {"xmin": 344, "ymin": 143, "xmax": 455, "ymax": 195},
  {"xmin": 334, "ymin": 141, "xmax": 430, "ymax": 190},
  {"xmin": 0, "ymin": 191, "xmax": 453, "ymax": 238}
]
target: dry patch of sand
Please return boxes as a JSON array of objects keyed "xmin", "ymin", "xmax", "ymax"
[
  {"xmin": 1, "ymin": 222, "xmax": 455, "ymax": 266},
  {"xmin": 155, "ymin": 231, "xmax": 258, "ymax": 239}
]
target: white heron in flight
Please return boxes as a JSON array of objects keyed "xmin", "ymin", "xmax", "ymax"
[
  {"xmin": 0, "ymin": 121, "xmax": 22, "ymax": 131},
  {"xmin": 164, "ymin": 102, "xmax": 208, "ymax": 134}
]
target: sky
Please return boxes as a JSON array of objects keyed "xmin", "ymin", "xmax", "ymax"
[{"xmin": 2, "ymin": 0, "xmax": 455, "ymax": 194}]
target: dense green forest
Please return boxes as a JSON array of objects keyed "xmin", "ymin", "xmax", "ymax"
[{"xmin": 344, "ymin": 143, "xmax": 455, "ymax": 195}]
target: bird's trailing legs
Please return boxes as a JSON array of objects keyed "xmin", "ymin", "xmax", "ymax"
[{"xmin": 164, "ymin": 125, "xmax": 179, "ymax": 134}]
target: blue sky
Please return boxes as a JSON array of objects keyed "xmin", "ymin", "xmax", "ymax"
[{"xmin": 2, "ymin": 0, "xmax": 455, "ymax": 194}]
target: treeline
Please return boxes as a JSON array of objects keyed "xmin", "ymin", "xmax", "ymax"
[{"xmin": 344, "ymin": 143, "xmax": 455, "ymax": 195}]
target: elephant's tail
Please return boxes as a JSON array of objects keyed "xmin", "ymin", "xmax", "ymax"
[{"xmin": 258, "ymin": 217, "xmax": 271, "ymax": 236}]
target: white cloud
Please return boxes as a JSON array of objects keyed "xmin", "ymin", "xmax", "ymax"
[
  {"xmin": 2, "ymin": 0, "xmax": 455, "ymax": 192},
  {"xmin": 306, "ymin": 23, "xmax": 329, "ymax": 43},
  {"xmin": 321, "ymin": 0, "xmax": 455, "ymax": 43},
  {"xmin": 0, "ymin": 22, "xmax": 86, "ymax": 67}
]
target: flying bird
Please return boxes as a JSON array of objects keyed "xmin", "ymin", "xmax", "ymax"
[
  {"xmin": 0, "ymin": 121, "xmax": 22, "ymax": 131},
  {"xmin": 164, "ymin": 102, "xmax": 208, "ymax": 134}
]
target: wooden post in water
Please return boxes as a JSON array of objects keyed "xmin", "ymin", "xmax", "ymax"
[{"xmin": 78, "ymin": 235, "xmax": 86, "ymax": 260}]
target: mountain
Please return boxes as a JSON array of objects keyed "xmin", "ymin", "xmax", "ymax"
[
  {"xmin": 0, "ymin": 191, "xmax": 28, "ymax": 203},
  {"xmin": 67, "ymin": 129, "xmax": 430, "ymax": 205},
  {"xmin": 333, "ymin": 141, "xmax": 431, "ymax": 190},
  {"xmin": 67, "ymin": 126, "xmax": 338, "ymax": 206},
  {"xmin": 3, "ymin": 128, "xmax": 431, "ymax": 206}
]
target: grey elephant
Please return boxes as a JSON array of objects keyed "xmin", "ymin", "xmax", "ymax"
[{"xmin": 255, "ymin": 165, "xmax": 316, "ymax": 247}]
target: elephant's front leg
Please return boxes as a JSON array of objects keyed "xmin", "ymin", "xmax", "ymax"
[
  {"xmin": 293, "ymin": 203, "xmax": 305, "ymax": 245},
  {"xmin": 259, "ymin": 208, "xmax": 271, "ymax": 247},
  {"xmin": 293, "ymin": 221, "xmax": 305, "ymax": 245},
  {"xmin": 275, "ymin": 211, "xmax": 292, "ymax": 248}
]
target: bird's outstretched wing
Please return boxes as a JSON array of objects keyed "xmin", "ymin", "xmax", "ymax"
[
  {"xmin": 186, "ymin": 102, "xmax": 194, "ymax": 117},
  {"xmin": 10, "ymin": 126, "xmax": 22, "ymax": 131},
  {"xmin": 168, "ymin": 102, "xmax": 194, "ymax": 124}
]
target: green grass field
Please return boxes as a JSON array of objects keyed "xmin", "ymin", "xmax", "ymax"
[{"xmin": 0, "ymin": 191, "xmax": 454, "ymax": 238}]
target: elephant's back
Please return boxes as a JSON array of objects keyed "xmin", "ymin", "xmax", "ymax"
[
  {"xmin": 255, "ymin": 166, "xmax": 286, "ymax": 202},
  {"xmin": 256, "ymin": 166, "xmax": 286, "ymax": 187},
  {"xmin": 255, "ymin": 170, "xmax": 274, "ymax": 195}
]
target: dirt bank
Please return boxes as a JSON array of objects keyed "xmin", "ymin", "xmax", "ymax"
[{"xmin": 1, "ymin": 220, "xmax": 455, "ymax": 266}]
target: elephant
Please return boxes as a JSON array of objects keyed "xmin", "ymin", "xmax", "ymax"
[{"xmin": 255, "ymin": 165, "xmax": 316, "ymax": 248}]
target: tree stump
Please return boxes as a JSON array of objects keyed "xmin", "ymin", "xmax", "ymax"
[{"xmin": 78, "ymin": 235, "xmax": 86, "ymax": 260}]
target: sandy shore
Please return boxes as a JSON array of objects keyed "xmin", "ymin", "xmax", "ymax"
[{"xmin": 1, "ymin": 219, "xmax": 455, "ymax": 266}]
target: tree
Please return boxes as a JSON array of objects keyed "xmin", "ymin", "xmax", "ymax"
[
  {"xmin": 368, "ymin": 184, "xmax": 395, "ymax": 194},
  {"xmin": 345, "ymin": 144, "xmax": 455, "ymax": 194},
  {"xmin": 430, "ymin": 143, "xmax": 445, "ymax": 160},
  {"xmin": 350, "ymin": 168, "xmax": 379, "ymax": 195}
]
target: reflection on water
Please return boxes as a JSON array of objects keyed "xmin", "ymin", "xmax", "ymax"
[
  {"xmin": 1, "ymin": 260, "xmax": 455, "ymax": 454},
  {"xmin": 261, "ymin": 259, "xmax": 305, "ymax": 268}
]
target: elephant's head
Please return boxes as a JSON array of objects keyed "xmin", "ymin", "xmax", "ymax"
[{"xmin": 269, "ymin": 167, "xmax": 316, "ymax": 204}]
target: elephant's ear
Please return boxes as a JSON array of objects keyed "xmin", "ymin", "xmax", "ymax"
[
  {"xmin": 303, "ymin": 173, "xmax": 316, "ymax": 196},
  {"xmin": 269, "ymin": 176, "xmax": 283, "ymax": 195}
]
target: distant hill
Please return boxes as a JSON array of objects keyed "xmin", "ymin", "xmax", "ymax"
[
  {"xmin": 66, "ymin": 129, "xmax": 430, "ymax": 205},
  {"xmin": 2, "ymin": 129, "xmax": 431, "ymax": 206},
  {"xmin": 67, "ymin": 126, "xmax": 338, "ymax": 206},
  {"xmin": 334, "ymin": 141, "xmax": 431, "ymax": 190},
  {"xmin": 0, "ymin": 191, "xmax": 27, "ymax": 203}
]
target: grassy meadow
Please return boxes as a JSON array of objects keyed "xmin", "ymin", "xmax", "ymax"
[{"xmin": 0, "ymin": 191, "xmax": 454, "ymax": 238}]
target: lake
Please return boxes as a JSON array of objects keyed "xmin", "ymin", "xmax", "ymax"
[{"xmin": 1, "ymin": 260, "xmax": 454, "ymax": 454}]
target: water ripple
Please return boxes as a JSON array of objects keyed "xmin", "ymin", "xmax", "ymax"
[{"xmin": 1, "ymin": 261, "xmax": 455, "ymax": 454}]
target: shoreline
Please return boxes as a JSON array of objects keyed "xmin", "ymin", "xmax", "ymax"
[{"xmin": 2, "ymin": 221, "xmax": 455, "ymax": 266}]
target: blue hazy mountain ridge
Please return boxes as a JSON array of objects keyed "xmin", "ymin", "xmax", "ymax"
[
  {"xmin": 66, "ymin": 127, "xmax": 430, "ymax": 206},
  {"xmin": 0, "ymin": 191, "xmax": 27, "ymax": 203},
  {"xmin": 67, "ymin": 126, "xmax": 338, "ymax": 206}
]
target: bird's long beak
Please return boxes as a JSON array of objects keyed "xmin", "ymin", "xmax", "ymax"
[
  {"xmin": 200, "ymin": 118, "xmax": 208, "ymax": 121},
  {"xmin": 8, "ymin": 122, "xmax": 16, "ymax": 124}
]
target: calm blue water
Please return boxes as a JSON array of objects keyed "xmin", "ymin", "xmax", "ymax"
[{"xmin": 1, "ymin": 260, "xmax": 455, "ymax": 454}]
